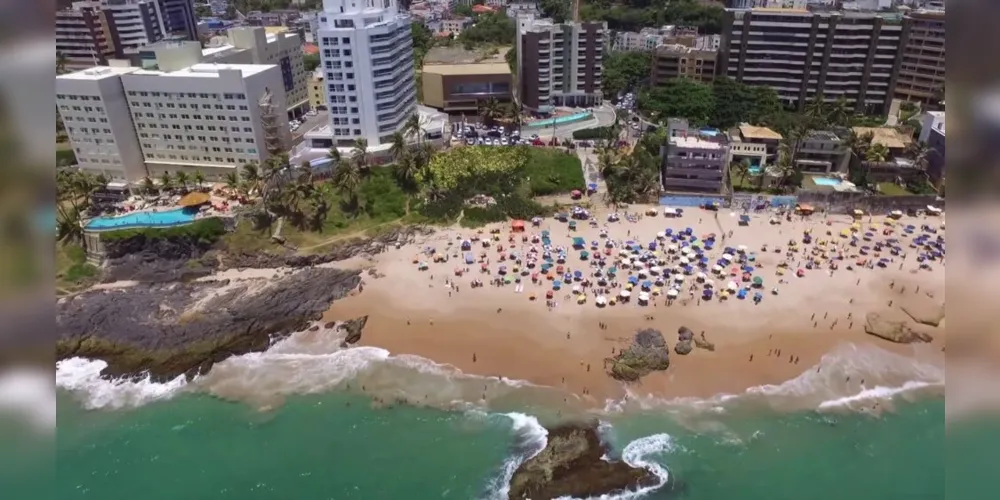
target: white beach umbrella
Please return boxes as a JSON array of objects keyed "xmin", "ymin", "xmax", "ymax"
[
  {"xmin": 656, "ymin": 231, "xmax": 666, "ymax": 239},
  {"xmin": 673, "ymin": 274, "xmax": 684, "ymax": 282},
  {"xmin": 722, "ymin": 253, "xmax": 734, "ymax": 261},
  {"xmin": 596, "ymin": 296, "xmax": 607, "ymax": 306},
  {"xmin": 696, "ymin": 272, "xmax": 707, "ymax": 280},
  {"xmin": 667, "ymin": 289, "xmax": 679, "ymax": 297},
  {"xmin": 620, "ymin": 290, "xmax": 631, "ymax": 298},
  {"xmin": 572, "ymin": 284, "xmax": 582, "ymax": 294},
  {"xmin": 638, "ymin": 270, "xmax": 648, "ymax": 279},
  {"xmin": 650, "ymin": 266, "xmax": 662, "ymax": 275},
  {"xmin": 704, "ymin": 280, "xmax": 714, "ymax": 288},
  {"xmin": 727, "ymin": 281, "xmax": 739, "ymax": 291},
  {"xmin": 712, "ymin": 265, "xmax": 723, "ymax": 273},
  {"xmin": 679, "ymin": 256, "xmax": 690, "ymax": 265},
  {"xmin": 638, "ymin": 292, "xmax": 650, "ymax": 302},
  {"xmin": 737, "ymin": 245, "xmax": 748, "ymax": 253},
  {"xmin": 668, "ymin": 244, "xmax": 678, "ymax": 252}
]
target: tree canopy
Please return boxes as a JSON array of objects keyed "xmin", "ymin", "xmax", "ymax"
[
  {"xmin": 638, "ymin": 79, "xmax": 716, "ymax": 126},
  {"xmin": 601, "ymin": 51, "xmax": 652, "ymax": 98},
  {"xmin": 639, "ymin": 77, "xmax": 783, "ymax": 130},
  {"xmin": 458, "ymin": 12, "xmax": 516, "ymax": 47},
  {"xmin": 540, "ymin": 0, "xmax": 724, "ymax": 34}
]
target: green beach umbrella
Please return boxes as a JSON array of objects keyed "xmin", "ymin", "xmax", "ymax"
[
  {"xmin": 752, "ymin": 276, "xmax": 763, "ymax": 286},
  {"xmin": 504, "ymin": 275, "xmax": 513, "ymax": 283}
]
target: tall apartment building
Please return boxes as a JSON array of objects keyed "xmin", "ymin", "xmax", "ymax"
[
  {"xmin": 516, "ymin": 14, "xmax": 606, "ymax": 112},
  {"xmin": 57, "ymin": 0, "xmax": 198, "ymax": 69},
  {"xmin": 137, "ymin": 27, "xmax": 310, "ymax": 118},
  {"xmin": 720, "ymin": 8, "xmax": 904, "ymax": 115},
  {"xmin": 650, "ymin": 45, "xmax": 717, "ymax": 86},
  {"xmin": 56, "ymin": 2, "xmax": 117, "ymax": 69},
  {"xmin": 894, "ymin": 9, "xmax": 945, "ymax": 108},
  {"xmin": 725, "ymin": 0, "xmax": 807, "ymax": 8},
  {"xmin": 315, "ymin": 0, "xmax": 417, "ymax": 148},
  {"xmin": 56, "ymin": 61, "xmax": 291, "ymax": 183}
]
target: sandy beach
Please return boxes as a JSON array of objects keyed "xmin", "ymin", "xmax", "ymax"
[{"xmin": 323, "ymin": 203, "xmax": 947, "ymax": 406}]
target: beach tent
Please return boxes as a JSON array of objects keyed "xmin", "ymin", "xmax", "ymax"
[
  {"xmin": 511, "ymin": 220, "xmax": 526, "ymax": 232},
  {"xmin": 620, "ymin": 290, "xmax": 631, "ymax": 298},
  {"xmin": 464, "ymin": 252, "xmax": 475, "ymax": 264},
  {"xmin": 572, "ymin": 237, "xmax": 586, "ymax": 249},
  {"xmin": 667, "ymin": 289, "xmax": 679, "ymax": 297}
]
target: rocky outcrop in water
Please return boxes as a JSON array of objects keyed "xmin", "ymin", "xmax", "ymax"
[
  {"xmin": 56, "ymin": 268, "xmax": 362, "ymax": 381},
  {"xmin": 606, "ymin": 328, "xmax": 670, "ymax": 381},
  {"xmin": 507, "ymin": 421, "xmax": 659, "ymax": 500},
  {"xmin": 339, "ymin": 315, "xmax": 369, "ymax": 347},
  {"xmin": 864, "ymin": 312, "xmax": 933, "ymax": 344}
]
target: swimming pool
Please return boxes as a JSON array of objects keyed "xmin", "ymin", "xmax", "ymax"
[
  {"xmin": 523, "ymin": 112, "xmax": 593, "ymax": 128},
  {"xmin": 811, "ymin": 177, "xmax": 842, "ymax": 187},
  {"xmin": 85, "ymin": 208, "xmax": 198, "ymax": 230}
]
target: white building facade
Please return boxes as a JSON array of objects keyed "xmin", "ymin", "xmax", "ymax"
[
  {"xmin": 57, "ymin": 61, "xmax": 292, "ymax": 183},
  {"xmin": 316, "ymin": 0, "xmax": 417, "ymax": 147},
  {"xmin": 56, "ymin": 66, "xmax": 148, "ymax": 182}
]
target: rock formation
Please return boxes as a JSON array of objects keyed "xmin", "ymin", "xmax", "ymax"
[
  {"xmin": 56, "ymin": 268, "xmax": 362, "ymax": 380},
  {"xmin": 677, "ymin": 326, "xmax": 694, "ymax": 342},
  {"xmin": 339, "ymin": 315, "xmax": 369, "ymax": 347},
  {"xmin": 693, "ymin": 332, "xmax": 715, "ymax": 351},
  {"xmin": 674, "ymin": 339, "xmax": 693, "ymax": 355},
  {"xmin": 606, "ymin": 328, "xmax": 670, "ymax": 381},
  {"xmin": 900, "ymin": 297, "xmax": 945, "ymax": 327},
  {"xmin": 864, "ymin": 312, "xmax": 933, "ymax": 344},
  {"xmin": 507, "ymin": 421, "xmax": 659, "ymax": 500}
]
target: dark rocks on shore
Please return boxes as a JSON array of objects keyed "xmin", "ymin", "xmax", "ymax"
[
  {"xmin": 56, "ymin": 268, "xmax": 362, "ymax": 381},
  {"xmin": 677, "ymin": 326, "xmax": 694, "ymax": 342},
  {"xmin": 674, "ymin": 339, "xmax": 693, "ymax": 355},
  {"xmin": 507, "ymin": 421, "xmax": 659, "ymax": 500},
  {"xmin": 864, "ymin": 312, "xmax": 933, "ymax": 344},
  {"xmin": 605, "ymin": 328, "xmax": 670, "ymax": 382},
  {"xmin": 339, "ymin": 315, "xmax": 369, "ymax": 347},
  {"xmin": 100, "ymin": 225, "xmax": 431, "ymax": 283}
]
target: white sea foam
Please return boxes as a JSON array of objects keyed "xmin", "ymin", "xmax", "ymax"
[
  {"xmin": 488, "ymin": 412, "xmax": 549, "ymax": 500},
  {"xmin": 817, "ymin": 380, "xmax": 934, "ymax": 410},
  {"xmin": 55, "ymin": 357, "xmax": 188, "ymax": 410}
]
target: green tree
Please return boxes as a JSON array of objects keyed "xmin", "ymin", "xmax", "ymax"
[
  {"xmin": 865, "ymin": 143, "xmax": 890, "ymax": 163},
  {"xmin": 479, "ymin": 96, "xmax": 504, "ymax": 126},
  {"xmin": 159, "ymin": 171, "xmax": 173, "ymax": 193},
  {"xmin": 389, "ymin": 131, "xmax": 407, "ymax": 163},
  {"xmin": 192, "ymin": 170, "xmax": 206, "ymax": 190},
  {"xmin": 303, "ymin": 53, "xmax": 321, "ymax": 72},
  {"xmin": 352, "ymin": 138, "xmax": 369, "ymax": 169},
  {"xmin": 602, "ymin": 51, "xmax": 651, "ymax": 99},
  {"xmin": 734, "ymin": 158, "xmax": 751, "ymax": 189},
  {"xmin": 141, "ymin": 176, "xmax": 156, "ymax": 195},
  {"xmin": 224, "ymin": 172, "xmax": 240, "ymax": 191},
  {"xmin": 331, "ymin": 159, "xmax": 363, "ymax": 213},
  {"xmin": 174, "ymin": 171, "xmax": 190, "ymax": 192},
  {"xmin": 411, "ymin": 22, "xmax": 434, "ymax": 67},
  {"xmin": 458, "ymin": 12, "xmax": 516, "ymax": 47},
  {"xmin": 638, "ymin": 79, "xmax": 715, "ymax": 126},
  {"xmin": 709, "ymin": 77, "xmax": 780, "ymax": 129}
]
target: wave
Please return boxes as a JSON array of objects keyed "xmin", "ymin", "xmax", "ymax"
[
  {"xmin": 55, "ymin": 358, "xmax": 188, "ymax": 410},
  {"xmin": 612, "ymin": 342, "xmax": 944, "ymax": 416},
  {"xmin": 487, "ymin": 412, "xmax": 549, "ymax": 500}
]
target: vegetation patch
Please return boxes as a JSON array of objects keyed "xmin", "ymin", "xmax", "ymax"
[
  {"xmin": 572, "ymin": 127, "xmax": 615, "ymax": 141},
  {"xmin": 524, "ymin": 148, "xmax": 585, "ymax": 196},
  {"xmin": 99, "ymin": 217, "xmax": 226, "ymax": 244}
]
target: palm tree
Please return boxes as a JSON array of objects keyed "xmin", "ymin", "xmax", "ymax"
[
  {"xmin": 734, "ymin": 158, "xmax": 751, "ymax": 189},
  {"xmin": 331, "ymin": 160, "xmax": 363, "ymax": 213},
  {"xmin": 828, "ymin": 96, "xmax": 850, "ymax": 127},
  {"xmin": 241, "ymin": 162, "xmax": 260, "ymax": 194},
  {"xmin": 805, "ymin": 93, "xmax": 827, "ymax": 126},
  {"xmin": 865, "ymin": 143, "xmax": 890, "ymax": 163},
  {"xmin": 159, "ymin": 171, "xmax": 173, "ymax": 193},
  {"xmin": 389, "ymin": 131, "xmax": 407, "ymax": 163},
  {"xmin": 141, "ymin": 176, "xmax": 156, "ymax": 195},
  {"xmin": 224, "ymin": 172, "xmax": 240, "ymax": 192},
  {"xmin": 56, "ymin": 205, "xmax": 84, "ymax": 245},
  {"xmin": 174, "ymin": 171, "xmax": 190, "ymax": 192},
  {"xmin": 352, "ymin": 138, "xmax": 369, "ymax": 169},
  {"xmin": 906, "ymin": 141, "xmax": 931, "ymax": 184},
  {"xmin": 404, "ymin": 113, "xmax": 423, "ymax": 144},
  {"xmin": 192, "ymin": 170, "xmax": 206, "ymax": 191},
  {"xmin": 479, "ymin": 97, "xmax": 503, "ymax": 127}
]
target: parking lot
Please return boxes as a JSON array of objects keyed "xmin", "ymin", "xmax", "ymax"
[{"xmin": 291, "ymin": 110, "xmax": 329, "ymax": 140}]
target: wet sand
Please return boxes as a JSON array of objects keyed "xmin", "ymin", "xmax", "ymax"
[{"xmin": 323, "ymin": 204, "xmax": 947, "ymax": 404}]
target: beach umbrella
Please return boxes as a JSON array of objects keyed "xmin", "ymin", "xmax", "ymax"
[
  {"xmin": 737, "ymin": 245, "xmax": 748, "ymax": 253},
  {"xmin": 753, "ymin": 276, "xmax": 763, "ymax": 286},
  {"xmin": 722, "ymin": 253, "xmax": 734, "ymax": 261},
  {"xmin": 553, "ymin": 280, "xmax": 562, "ymax": 289},
  {"xmin": 504, "ymin": 275, "xmax": 513, "ymax": 283},
  {"xmin": 796, "ymin": 269, "xmax": 806, "ymax": 277},
  {"xmin": 642, "ymin": 280, "xmax": 653, "ymax": 289},
  {"xmin": 727, "ymin": 281, "xmax": 739, "ymax": 291},
  {"xmin": 572, "ymin": 284, "xmax": 582, "ymax": 294},
  {"xmin": 668, "ymin": 244, "xmax": 678, "ymax": 253},
  {"xmin": 680, "ymin": 256, "xmax": 690, "ymax": 265},
  {"xmin": 574, "ymin": 270, "xmax": 584, "ymax": 279},
  {"xmin": 650, "ymin": 266, "xmax": 662, "ymax": 275},
  {"xmin": 703, "ymin": 289, "xmax": 713, "ymax": 298},
  {"xmin": 712, "ymin": 265, "xmax": 723, "ymax": 273},
  {"xmin": 596, "ymin": 296, "xmax": 607, "ymax": 307},
  {"xmin": 673, "ymin": 274, "xmax": 684, "ymax": 283},
  {"xmin": 638, "ymin": 292, "xmax": 650, "ymax": 303},
  {"xmin": 696, "ymin": 272, "xmax": 707, "ymax": 280},
  {"xmin": 667, "ymin": 289, "xmax": 678, "ymax": 297},
  {"xmin": 620, "ymin": 290, "xmax": 631, "ymax": 298},
  {"xmin": 704, "ymin": 280, "xmax": 714, "ymax": 288}
]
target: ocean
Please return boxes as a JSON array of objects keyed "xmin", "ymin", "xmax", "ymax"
[
  {"xmin": 54, "ymin": 391, "xmax": 962, "ymax": 500},
  {"xmin": 50, "ymin": 330, "xmax": 977, "ymax": 500}
]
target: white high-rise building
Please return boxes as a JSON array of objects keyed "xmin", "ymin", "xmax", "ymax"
[{"xmin": 315, "ymin": 0, "xmax": 416, "ymax": 148}]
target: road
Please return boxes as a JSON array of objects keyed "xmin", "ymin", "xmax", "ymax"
[
  {"xmin": 532, "ymin": 103, "xmax": 619, "ymax": 140},
  {"xmin": 292, "ymin": 111, "xmax": 329, "ymax": 141}
]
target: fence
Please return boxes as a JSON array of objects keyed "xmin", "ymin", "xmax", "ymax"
[{"xmin": 657, "ymin": 190, "xmax": 943, "ymax": 215}]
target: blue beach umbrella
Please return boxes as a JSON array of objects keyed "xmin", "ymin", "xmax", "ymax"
[
  {"xmin": 553, "ymin": 280, "xmax": 562, "ymax": 289},
  {"xmin": 628, "ymin": 276, "xmax": 639, "ymax": 285}
]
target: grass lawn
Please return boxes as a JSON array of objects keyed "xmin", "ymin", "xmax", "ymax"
[
  {"xmin": 729, "ymin": 165, "xmax": 762, "ymax": 191},
  {"xmin": 524, "ymin": 148, "xmax": 585, "ymax": 196},
  {"xmin": 56, "ymin": 243, "xmax": 98, "ymax": 293},
  {"xmin": 877, "ymin": 182, "xmax": 912, "ymax": 196}
]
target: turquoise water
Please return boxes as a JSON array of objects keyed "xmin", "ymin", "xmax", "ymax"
[
  {"xmin": 524, "ymin": 112, "xmax": 592, "ymax": 129},
  {"xmin": 811, "ymin": 177, "xmax": 842, "ymax": 187},
  {"xmin": 53, "ymin": 391, "xmax": 960, "ymax": 500},
  {"xmin": 85, "ymin": 208, "xmax": 197, "ymax": 230}
]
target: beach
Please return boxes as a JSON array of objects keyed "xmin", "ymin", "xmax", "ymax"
[{"xmin": 323, "ymin": 203, "xmax": 947, "ymax": 408}]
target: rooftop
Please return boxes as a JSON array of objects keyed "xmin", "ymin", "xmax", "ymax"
[
  {"xmin": 422, "ymin": 62, "xmax": 511, "ymax": 76},
  {"xmin": 424, "ymin": 45, "xmax": 510, "ymax": 65},
  {"xmin": 670, "ymin": 135, "xmax": 723, "ymax": 150},
  {"xmin": 57, "ymin": 65, "xmax": 140, "ymax": 81},
  {"xmin": 130, "ymin": 63, "xmax": 275, "ymax": 78},
  {"xmin": 806, "ymin": 130, "xmax": 842, "ymax": 142},
  {"xmin": 852, "ymin": 127, "xmax": 911, "ymax": 149},
  {"xmin": 738, "ymin": 124, "xmax": 782, "ymax": 141},
  {"xmin": 202, "ymin": 44, "xmax": 236, "ymax": 58}
]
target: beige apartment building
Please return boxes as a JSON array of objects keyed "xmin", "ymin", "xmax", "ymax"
[
  {"xmin": 650, "ymin": 44, "xmax": 717, "ymax": 87},
  {"xmin": 894, "ymin": 9, "xmax": 945, "ymax": 108}
]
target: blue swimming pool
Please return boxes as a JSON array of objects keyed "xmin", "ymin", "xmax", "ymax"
[
  {"xmin": 811, "ymin": 177, "xmax": 842, "ymax": 187},
  {"xmin": 85, "ymin": 207, "xmax": 198, "ymax": 230},
  {"xmin": 524, "ymin": 112, "xmax": 593, "ymax": 128}
]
